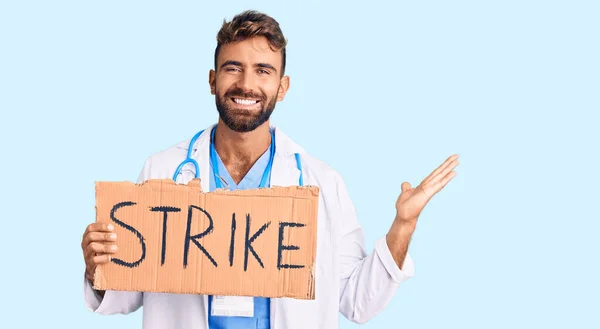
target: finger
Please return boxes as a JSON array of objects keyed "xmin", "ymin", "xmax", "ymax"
[
  {"xmin": 82, "ymin": 223, "xmax": 115, "ymax": 246},
  {"xmin": 422, "ymin": 154, "xmax": 459, "ymax": 185},
  {"xmin": 92, "ymin": 253, "xmax": 112, "ymax": 265},
  {"xmin": 82, "ymin": 232, "xmax": 117, "ymax": 249},
  {"xmin": 422, "ymin": 154, "xmax": 458, "ymax": 184},
  {"xmin": 86, "ymin": 242, "xmax": 118, "ymax": 258},
  {"xmin": 427, "ymin": 158, "xmax": 459, "ymax": 186},
  {"xmin": 401, "ymin": 182, "xmax": 411, "ymax": 192},
  {"xmin": 84, "ymin": 223, "xmax": 114, "ymax": 236},
  {"xmin": 431, "ymin": 170, "xmax": 457, "ymax": 192}
]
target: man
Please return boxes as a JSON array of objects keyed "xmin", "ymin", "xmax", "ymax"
[{"xmin": 81, "ymin": 10, "xmax": 459, "ymax": 329}]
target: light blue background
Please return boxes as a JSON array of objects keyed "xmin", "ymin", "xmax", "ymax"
[{"xmin": 1, "ymin": 0, "xmax": 598, "ymax": 328}]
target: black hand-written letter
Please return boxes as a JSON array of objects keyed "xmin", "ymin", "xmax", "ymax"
[
  {"xmin": 277, "ymin": 222, "xmax": 305, "ymax": 270},
  {"xmin": 110, "ymin": 201, "xmax": 146, "ymax": 268},
  {"xmin": 244, "ymin": 214, "xmax": 271, "ymax": 271},
  {"xmin": 184, "ymin": 205, "xmax": 217, "ymax": 268},
  {"xmin": 150, "ymin": 206, "xmax": 181, "ymax": 265},
  {"xmin": 229, "ymin": 213, "xmax": 236, "ymax": 267}
]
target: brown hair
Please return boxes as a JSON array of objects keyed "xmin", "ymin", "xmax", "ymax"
[{"xmin": 214, "ymin": 10, "xmax": 287, "ymax": 76}]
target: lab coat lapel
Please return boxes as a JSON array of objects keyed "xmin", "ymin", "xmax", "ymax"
[
  {"xmin": 271, "ymin": 153, "xmax": 301, "ymax": 187},
  {"xmin": 193, "ymin": 129, "xmax": 212, "ymax": 327},
  {"xmin": 271, "ymin": 127, "xmax": 303, "ymax": 187},
  {"xmin": 178, "ymin": 125, "xmax": 213, "ymax": 327},
  {"xmin": 269, "ymin": 127, "xmax": 304, "ymax": 329}
]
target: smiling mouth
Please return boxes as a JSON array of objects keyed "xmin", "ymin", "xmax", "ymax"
[{"xmin": 231, "ymin": 98, "xmax": 260, "ymax": 106}]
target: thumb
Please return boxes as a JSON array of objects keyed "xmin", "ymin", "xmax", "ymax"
[{"xmin": 401, "ymin": 182, "xmax": 411, "ymax": 192}]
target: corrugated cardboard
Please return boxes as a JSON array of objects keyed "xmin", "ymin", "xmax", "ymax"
[{"xmin": 93, "ymin": 178, "xmax": 319, "ymax": 300}]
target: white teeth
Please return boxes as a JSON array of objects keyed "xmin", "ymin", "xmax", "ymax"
[{"xmin": 233, "ymin": 98, "xmax": 257, "ymax": 105}]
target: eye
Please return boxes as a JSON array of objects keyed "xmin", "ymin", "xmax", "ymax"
[
  {"xmin": 258, "ymin": 69, "xmax": 271, "ymax": 75},
  {"xmin": 225, "ymin": 67, "xmax": 241, "ymax": 72}
]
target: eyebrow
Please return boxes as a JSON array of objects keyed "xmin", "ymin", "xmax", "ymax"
[
  {"xmin": 220, "ymin": 60, "xmax": 242, "ymax": 69},
  {"xmin": 220, "ymin": 60, "xmax": 278, "ymax": 73},
  {"xmin": 256, "ymin": 63, "xmax": 277, "ymax": 72}
]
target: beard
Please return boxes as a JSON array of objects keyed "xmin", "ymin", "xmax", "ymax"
[{"xmin": 215, "ymin": 86, "xmax": 277, "ymax": 133}]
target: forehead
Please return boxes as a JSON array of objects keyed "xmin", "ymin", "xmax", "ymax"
[{"xmin": 217, "ymin": 36, "xmax": 282, "ymax": 67}]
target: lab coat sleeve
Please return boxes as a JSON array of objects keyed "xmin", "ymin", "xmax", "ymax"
[
  {"xmin": 83, "ymin": 275, "xmax": 143, "ymax": 314},
  {"xmin": 336, "ymin": 175, "xmax": 415, "ymax": 324},
  {"xmin": 83, "ymin": 159, "xmax": 153, "ymax": 314}
]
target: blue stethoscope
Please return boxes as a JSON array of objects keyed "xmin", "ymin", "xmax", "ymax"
[{"xmin": 172, "ymin": 126, "xmax": 303, "ymax": 187}]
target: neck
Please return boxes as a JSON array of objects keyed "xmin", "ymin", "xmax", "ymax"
[{"xmin": 213, "ymin": 120, "xmax": 272, "ymax": 177}]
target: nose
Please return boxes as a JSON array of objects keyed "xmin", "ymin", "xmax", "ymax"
[{"xmin": 237, "ymin": 70, "xmax": 257, "ymax": 92}]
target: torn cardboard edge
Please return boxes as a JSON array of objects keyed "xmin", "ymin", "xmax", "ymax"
[
  {"xmin": 93, "ymin": 178, "xmax": 320, "ymax": 300},
  {"xmin": 93, "ymin": 261, "xmax": 318, "ymax": 299}
]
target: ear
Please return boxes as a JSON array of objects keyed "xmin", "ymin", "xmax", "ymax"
[
  {"xmin": 277, "ymin": 75, "xmax": 290, "ymax": 101},
  {"xmin": 209, "ymin": 69, "xmax": 216, "ymax": 95}
]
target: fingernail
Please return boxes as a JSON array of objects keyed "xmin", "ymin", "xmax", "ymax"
[
  {"xmin": 109, "ymin": 245, "xmax": 117, "ymax": 251},
  {"xmin": 107, "ymin": 224, "xmax": 114, "ymax": 231},
  {"xmin": 109, "ymin": 233, "xmax": 117, "ymax": 240}
]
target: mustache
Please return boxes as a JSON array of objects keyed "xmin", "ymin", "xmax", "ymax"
[{"xmin": 224, "ymin": 87, "xmax": 265, "ymax": 101}]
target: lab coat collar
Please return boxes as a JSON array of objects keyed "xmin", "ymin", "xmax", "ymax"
[{"xmin": 175, "ymin": 122, "xmax": 305, "ymax": 190}]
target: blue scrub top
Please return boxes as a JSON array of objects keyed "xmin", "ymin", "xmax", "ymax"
[{"xmin": 208, "ymin": 147, "xmax": 272, "ymax": 329}]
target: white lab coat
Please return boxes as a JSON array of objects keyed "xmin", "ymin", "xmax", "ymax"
[{"xmin": 84, "ymin": 124, "xmax": 415, "ymax": 329}]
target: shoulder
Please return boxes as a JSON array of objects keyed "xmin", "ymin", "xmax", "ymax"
[
  {"xmin": 298, "ymin": 152, "xmax": 349, "ymax": 200},
  {"xmin": 274, "ymin": 127, "xmax": 348, "ymax": 195},
  {"xmin": 146, "ymin": 139, "xmax": 189, "ymax": 165},
  {"xmin": 301, "ymin": 153, "xmax": 341, "ymax": 181},
  {"xmin": 138, "ymin": 125, "xmax": 214, "ymax": 182},
  {"xmin": 137, "ymin": 139, "xmax": 190, "ymax": 181}
]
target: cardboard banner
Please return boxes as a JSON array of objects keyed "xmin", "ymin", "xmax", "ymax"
[{"xmin": 93, "ymin": 179, "xmax": 319, "ymax": 300}]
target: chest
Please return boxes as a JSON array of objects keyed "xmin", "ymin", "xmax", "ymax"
[{"xmin": 225, "ymin": 162, "xmax": 253, "ymax": 185}]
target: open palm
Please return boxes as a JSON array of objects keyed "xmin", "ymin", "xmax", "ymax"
[{"xmin": 395, "ymin": 154, "xmax": 459, "ymax": 225}]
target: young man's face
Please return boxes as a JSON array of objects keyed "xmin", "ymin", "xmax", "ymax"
[{"xmin": 210, "ymin": 36, "xmax": 289, "ymax": 133}]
